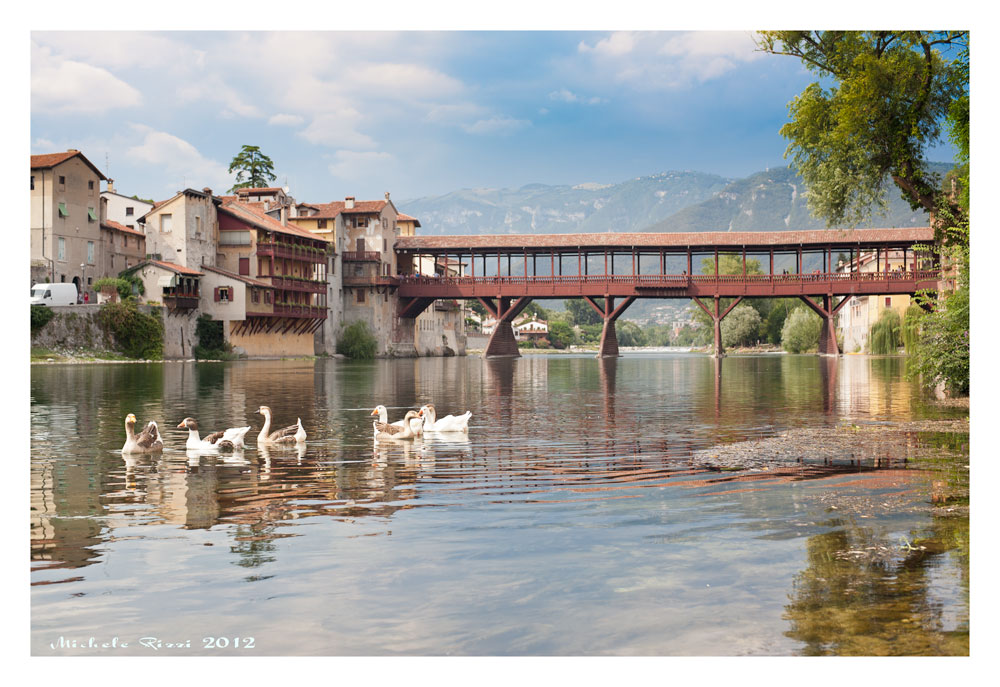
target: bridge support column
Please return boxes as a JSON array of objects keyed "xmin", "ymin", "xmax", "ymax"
[
  {"xmin": 585, "ymin": 296, "xmax": 636, "ymax": 358},
  {"xmin": 482, "ymin": 296, "xmax": 532, "ymax": 358},
  {"xmin": 692, "ymin": 296, "xmax": 743, "ymax": 358},
  {"xmin": 800, "ymin": 295, "xmax": 848, "ymax": 356}
]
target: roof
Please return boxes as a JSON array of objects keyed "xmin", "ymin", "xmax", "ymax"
[
  {"xmin": 100, "ymin": 220, "xmax": 146, "ymax": 238},
  {"xmin": 292, "ymin": 199, "xmax": 389, "ymax": 220},
  {"xmin": 200, "ymin": 264, "xmax": 274, "ymax": 288},
  {"xmin": 130, "ymin": 259, "xmax": 204, "ymax": 276},
  {"xmin": 398, "ymin": 213, "xmax": 421, "ymax": 227},
  {"xmin": 237, "ymin": 187, "xmax": 284, "ymax": 194},
  {"xmin": 395, "ymin": 228, "xmax": 935, "ymax": 253},
  {"xmin": 31, "ymin": 150, "xmax": 108, "ymax": 180},
  {"xmin": 219, "ymin": 199, "xmax": 329, "ymax": 243}
]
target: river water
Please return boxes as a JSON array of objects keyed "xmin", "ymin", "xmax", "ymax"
[{"xmin": 30, "ymin": 353, "xmax": 969, "ymax": 656}]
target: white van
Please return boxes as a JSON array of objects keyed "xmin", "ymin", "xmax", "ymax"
[{"xmin": 30, "ymin": 283, "xmax": 78, "ymax": 306}]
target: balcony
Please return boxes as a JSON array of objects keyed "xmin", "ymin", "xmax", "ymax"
[
  {"xmin": 162, "ymin": 291, "xmax": 199, "ymax": 311},
  {"xmin": 342, "ymin": 275, "xmax": 399, "ymax": 288},
  {"xmin": 256, "ymin": 241, "xmax": 330, "ymax": 264},
  {"xmin": 342, "ymin": 250, "xmax": 381, "ymax": 262},
  {"xmin": 273, "ymin": 303, "xmax": 328, "ymax": 319},
  {"xmin": 267, "ymin": 275, "xmax": 327, "ymax": 293}
]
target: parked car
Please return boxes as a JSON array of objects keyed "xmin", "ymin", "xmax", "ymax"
[{"xmin": 30, "ymin": 283, "xmax": 78, "ymax": 306}]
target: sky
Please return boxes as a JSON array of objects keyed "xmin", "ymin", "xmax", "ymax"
[{"xmin": 27, "ymin": 26, "xmax": 957, "ymax": 206}]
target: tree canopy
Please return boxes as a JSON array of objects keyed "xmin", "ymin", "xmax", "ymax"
[
  {"xmin": 755, "ymin": 31, "xmax": 968, "ymax": 231},
  {"xmin": 228, "ymin": 145, "xmax": 277, "ymax": 193}
]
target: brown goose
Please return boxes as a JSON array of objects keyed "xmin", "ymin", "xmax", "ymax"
[
  {"xmin": 257, "ymin": 406, "xmax": 306, "ymax": 445},
  {"xmin": 374, "ymin": 410, "xmax": 423, "ymax": 441},
  {"xmin": 122, "ymin": 413, "xmax": 163, "ymax": 454}
]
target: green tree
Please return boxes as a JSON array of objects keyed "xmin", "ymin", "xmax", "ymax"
[
  {"xmin": 228, "ymin": 145, "xmax": 277, "ymax": 192},
  {"xmin": 337, "ymin": 321, "xmax": 378, "ymax": 360},
  {"xmin": 617, "ymin": 320, "xmax": 647, "ymax": 347},
  {"xmin": 721, "ymin": 305, "xmax": 762, "ymax": 348},
  {"xmin": 756, "ymin": 31, "xmax": 968, "ymax": 228},
  {"xmin": 547, "ymin": 320, "xmax": 575, "ymax": 349},
  {"xmin": 781, "ymin": 306, "xmax": 822, "ymax": 353},
  {"xmin": 868, "ymin": 308, "xmax": 903, "ymax": 354},
  {"xmin": 564, "ymin": 298, "xmax": 603, "ymax": 326}
]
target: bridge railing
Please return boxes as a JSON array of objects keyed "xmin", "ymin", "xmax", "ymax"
[{"xmin": 396, "ymin": 270, "xmax": 939, "ymax": 287}]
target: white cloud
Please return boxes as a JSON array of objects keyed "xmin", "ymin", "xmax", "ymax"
[
  {"xmin": 32, "ymin": 138, "xmax": 56, "ymax": 152},
  {"xmin": 343, "ymin": 62, "xmax": 464, "ymax": 98},
  {"xmin": 463, "ymin": 116, "xmax": 531, "ymax": 136},
  {"xmin": 298, "ymin": 112, "xmax": 376, "ymax": 148},
  {"xmin": 268, "ymin": 113, "xmax": 305, "ymax": 127},
  {"xmin": 31, "ymin": 43, "xmax": 141, "ymax": 114},
  {"xmin": 575, "ymin": 31, "xmax": 762, "ymax": 90},
  {"xmin": 176, "ymin": 78, "xmax": 263, "ymax": 119},
  {"xmin": 424, "ymin": 102, "xmax": 488, "ymax": 125},
  {"xmin": 327, "ymin": 151, "xmax": 395, "ymax": 180},
  {"xmin": 31, "ymin": 32, "xmax": 204, "ymax": 71},
  {"xmin": 125, "ymin": 125, "xmax": 233, "ymax": 194},
  {"xmin": 548, "ymin": 88, "xmax": 606, "ymax": 105}
]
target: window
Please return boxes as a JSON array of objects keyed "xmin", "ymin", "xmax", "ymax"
[
  {"xmin": 220, "ymin": 230, "xmax": 251, "ymax": 245},
  {"xmin": 57, "ymin": 237, "xmax": 65, "ymax": 261},
  {"xmin": 88, "ymin": 180, "xmax": 94, "ymax": 195},
  {"xmin": 885, "ymin": 297, "xmax": 891, "ymax": 308},
  {"xmin": 357, "ymin": 288, "xmax": 365, "ymax": 303},
  {"xmin": 125, "ymin": 207, "xmax": 134, "ymax": 217},
  {"xmin": 160, "ymin": 214, "xmax": 172, "ymax": 233},
  {"xmin": 264, "ymin": 291, "xmax": 272, "ymax": 304},
  {"xmin": 239, "ymin": 258, "xmax": 250, "ymax": 276},
  {"xmin": 214, "ymin": 286, "xmax": 231, "ymax": 303},
  {"xmin": 30, "ymin": 175, "xmax": 34, "ymax": 190},
  {"xmin": 88, "ymin": 207, "xmax": 97, "ymax": 222},
  {"xmin": 251, "ymin": 289, "xmax": 260, "ymax": 304},
  {"xmin": 58, "ymin": 175, "xmax": 66, "ymax": 189},
  {"xmin": 195, "ymin": 216, "xmax": 202, "ymax": 236},
  {"xmin": 318, "ymin": 219, "xmax": 327, "ymax": 229},
  {"xmin": 58, "ymin": 202, "xmax": 68, "ymax": 218},
  {"xmin": 87, "ymin": 241, "xmax": 94, "ymax": 264},
  {"xmin": 383, "ymin": 239, "xmax": 387, "ymax": 252}
]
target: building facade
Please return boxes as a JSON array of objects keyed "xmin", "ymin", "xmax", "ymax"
[
  {"xmin": 30, "ymin": 150, "xmax": 109, "ymax": 294},
  {"xmin": 836, "ymin": 250, "xmax": 913, "ymax": 353},
  {"xmin": 139, "ymin": 188, "xmax": 222, "ymax": 269},
  {"xmin": 101, "ymin": 182, "xmax": 153, "ymax": 232}
]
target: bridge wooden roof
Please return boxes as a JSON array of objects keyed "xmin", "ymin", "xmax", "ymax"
[{"xmin": 395, "ymin": 228, "xmax": 934, "ymax": 253}]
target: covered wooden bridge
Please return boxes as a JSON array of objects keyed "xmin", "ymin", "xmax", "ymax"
[{"xmin": 393, "ymin": 228, "xmax": 940, "ymax": 358}]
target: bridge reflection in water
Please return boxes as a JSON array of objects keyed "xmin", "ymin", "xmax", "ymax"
[{"xmin": 393, "ymin": 228, "xmax": 940, "ymax": 358}]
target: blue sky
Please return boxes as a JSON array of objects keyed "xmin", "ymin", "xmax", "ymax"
[{"xmin": 29, "ymin": 22, "xmax": 961, "ymax": 208}]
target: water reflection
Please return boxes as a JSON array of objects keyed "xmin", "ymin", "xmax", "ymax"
[{"xmin": 30, "ymin": 355, "xmax": 968, "ymax": 654}]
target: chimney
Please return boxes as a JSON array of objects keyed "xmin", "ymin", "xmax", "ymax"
[
  {"xmin": 345, "ymin": 196, "xmax": 355, "ymax": 209},
  {"xmin": 107, "ymin": 178, "xmax": 115, "ymax": 194},
  {"xmin": 385, "ymin": 191, "xmax": 390, "ymax": 201},
  {"xmin": 67, "ymin": 148, "xmax": 79, "ymax": 152},
  {"xmin": 202, "ymin": 187, "xmax": 212, "ymax": 196}
]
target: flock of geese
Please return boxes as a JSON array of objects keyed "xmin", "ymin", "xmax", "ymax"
[{"xmin": 121, "ymin": 403, "xmax": 471, "ymax": 454}]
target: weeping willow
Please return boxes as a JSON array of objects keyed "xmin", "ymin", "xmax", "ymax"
[
  {"xmin": 902, "ymin": 303, "xmax": 924, "ymax": 353},
  {"xmin": 868, "ymin": 308, "xmax": 903, "ymax": 354}
]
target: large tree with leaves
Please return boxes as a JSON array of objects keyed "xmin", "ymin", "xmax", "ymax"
[
  {"xmin": 228, "ymin": 145, "xmax": 277, "ymax": 192},
  {"xmin": 755, "ymin": 31, "xmax": 968, "ymax": 231}
]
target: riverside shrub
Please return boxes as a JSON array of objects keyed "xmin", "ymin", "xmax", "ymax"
[
  {"xmin": 97, "ymin": 302, "xmax": 164, "ymax": 359},
  {"xmin": 30, "ymin": 305, "xmax": 55, "ymax": 334},
  {"xmin": 781, "ymin": 307, "xmax": 821, "ymax": 353},
  {"xmin": 194, "ymin": 314, "xmax": 234, "ymax": 359},
  {"xmin": 337, "ymin": 321, "xmax": 377, "ymax": 359}
]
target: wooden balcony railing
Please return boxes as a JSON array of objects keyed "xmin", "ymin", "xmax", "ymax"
[
  {"xmin": 267, "ymin": 275, "xmax": 327, "ymax": 293},
  {"xmin": 342, "ymin": 250, "xmax": 381, "ymax": 262},
  {"xmin": 342, "ymin": 275, "xmax": 400, "ymax": 288},
  {"xmin": 256, "ymin": 241, "xmax": 330, "ymax": 263}
]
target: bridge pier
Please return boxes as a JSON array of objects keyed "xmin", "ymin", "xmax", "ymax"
[
  {"xmin": 692, "ymin": 296, "xmax": 743, "ymax": 358},
  {"xmin": 482, "ymin": 296, "xmax": 532, "ymax": 358},
  {"xmin": 800, "ymin": 295, "xmax": 848, "ymax": 356},
  {"xmin": 584, "ymin": 295, "xmax": 636, "ymax": 358}
]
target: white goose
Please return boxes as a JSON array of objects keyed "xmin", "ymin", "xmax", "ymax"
[
  {"xmin": 374, "ymin": 410, "xmax": 423, "ymax": 441},
  {"xmin": 419, "ymin": 404, "xmax": 471, "ymax": 433},
  {"xmin": 122, "ymin": 413, "xmax": 163, "ymax": 453},
  {"xmin": 257, "ymin": 406, "xmax": 307, "ymax": 446},
  {"xmin": 371, "ymin": 405, "xmax": 424, "ymax": 437},
  {"xmin": 177, "ymin": 417, "xmax": 251, "ymax": 451}
]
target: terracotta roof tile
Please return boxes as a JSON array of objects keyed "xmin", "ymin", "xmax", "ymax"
[
  {"xmin": 200, "ymin": 264, "xmax": 274, "ymax": 288},
  {"xmin": 141, "ymin": 259, "xmax": 204, "ymax": 276},
  {"xmin": 101, "ymin": 220, "xmax": 146, "ymax": 238},
  {"xmin": 220, "ymin": 199, "xmax": 329, "ymax": 243},
  {"xmin": 30, "ymin": 149, "xmax": 108, "ymax": 180}
]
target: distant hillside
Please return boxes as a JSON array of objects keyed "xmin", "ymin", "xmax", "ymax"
[
  {"xmin": 397, "ymin": 171, "xmax": 731, "ymax": 235},
  {"xmin": 398, "ymin": 164, "xmax": 949, "ymax": 236},
  {"xmin": 645, "ymin": 163, "xmax": 949, "ymax": 233}
]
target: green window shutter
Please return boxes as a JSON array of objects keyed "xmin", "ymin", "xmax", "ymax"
[
  {"xmin": 58, "ymin": 202, "xmax": 68, "ymax": 217},
  {"xmin": 88, "ymin": 207, "xmax": 97, "ymax": 222}
]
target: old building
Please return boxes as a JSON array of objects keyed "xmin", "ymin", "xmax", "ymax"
[
  {"xmin": 100, "ymin": 220, "xmax": 146, "ymax": 274},
  {"xmin": 215, "ymin": 199, "xmax": 330, "ymax": 356},
  {"xmin": 30, "ymin": 150, "xmax": 109, "ymax": 294},
  {"xmin": 123, "ymin": 259, "xmax": 204, "ymax": 358},
  {"xmin": 101, "ymin": 180, "xmax": 153, "ymax": 232},
  {"xmin": 139, "ymin": 188, "xmax": 222, "ymax": 269},
  {"xmin": 836, "ymin": 250, "xmax": 914, "ymax": 353}
]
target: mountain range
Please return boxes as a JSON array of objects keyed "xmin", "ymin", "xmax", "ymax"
[{"xmin": 398, "ymin": 163, "xmax": 950, "ymax": 236}]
